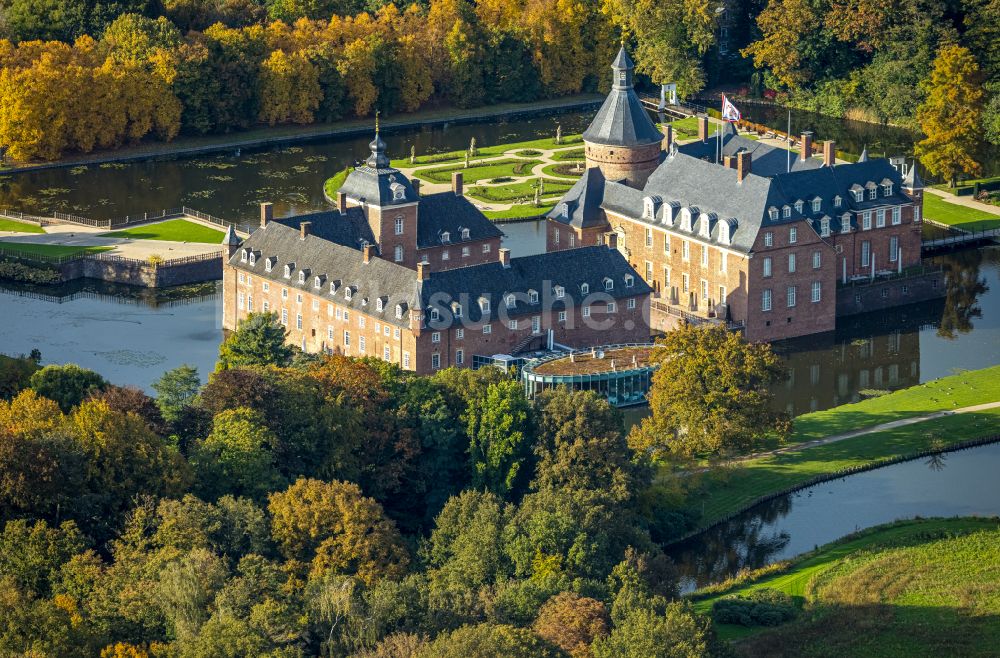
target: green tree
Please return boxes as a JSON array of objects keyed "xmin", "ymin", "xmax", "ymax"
[
  {"xmin": 0, "ymin": 353, "xmax": 40, "ymax": 400},
  {"xmin": 630, "ymin": 324, "xmax": 790, "ymax": 461},
  {"xmin": 915, "ymin": 44, "xmax": 986, "ymax": 187},
  {"xmin": 467, "ymin": 379, "xmax": 534, "ymax": 498},
  {"xmin": 416, "ymin": 623, "xmax": 561, "ymax": 658},
  {"xmin": 268, "ymin": 478, "xmax": 409, "ymax": 585},
  {"xmin": 218, "ymin": 312, "xmax": 294, "ymax": 370},
  {"xmin": 0, "ymin": 519, "xmax": 85, "ymax": 595},
  {"xmin": 152, "ymin": 364, "xmax": 201, "ymax": 424},
  {"xmin": 424, "ymin": 490, "xmax": 513, "ymax": 593},
  {"xmin": 592, "ymin": 602, "xmax": 715, "ymax": 658},
  {"xmin": 28, "ymin": 363, "xmax": 107, "ymax": 412},
  {"xmin": 194, "ymin": 407, "xmax": 284, "ymax": 500},
  {"xmin": 156, "ymin": 548, "xmax": 230, "ymax": 642},
  {"xmin": 0, "ymin": 0, "xmax": 88, "ymax": 43}
]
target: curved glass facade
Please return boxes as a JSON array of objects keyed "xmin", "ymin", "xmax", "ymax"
[{"xmin": 522, "ymin": 344, "xmax": 658, "ymax": 408}]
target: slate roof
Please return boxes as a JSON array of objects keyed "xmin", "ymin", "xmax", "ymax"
[
  {"xmin": 232, "ymin": 225, "xmax": 651, "ymax": 330},
  {"xmin": 677, "ymin": 125, "xmax": 824, "ymax": 177},
  {"xmin": 903, "ymin": 162, "xmax": 923, "ymax": 189},
  {"xmin": 273, "ymin": 207, "xmax": 375, "ymax": 251},
  {"xmin": 423, "ymin": 246, "xmax": 653, "ymax": 324},
  {"xmin": 547, "ymin": 167, "xmax": 609, "ymax": 229},
  {"xmin": 339, "ymin": 165, "xmax": 418, "ymax": 208},
  {"xmin": 582, "ymin": 47, "xmax": 662, "ymax": 148},
  {"xmin": 416, "ymin": 192, "xmax": 504, "ymax": 249}
]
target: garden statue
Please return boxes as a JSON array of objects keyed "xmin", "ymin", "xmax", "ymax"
[
  {"xmin": 556, "ymin": 124, "xmax": 562, "ymax": 144},
  {"xmin": 410, "ymin": 145, "xmax": 415, "ymax": 164}
]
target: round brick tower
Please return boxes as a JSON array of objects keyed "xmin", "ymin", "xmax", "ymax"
[{"xmin": 582, "ymin": 47, "xmax": 663, "ymax": 188}]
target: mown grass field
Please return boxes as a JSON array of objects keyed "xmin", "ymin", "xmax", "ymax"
[
  {"xmin": 690, "ymin": 518, "xmax": 1000, "ymax": 656},
  {"xmin": 467, "ymin": 178, "xmax": 574, "ymax": 203},
  {"xmin": 103, "ymin": 219, "xmax": 226, "ymax": 243},
  {"xmin": 676, "ymin": 366, "xmax": 1000, "ymax": 528},
  {"xmin": 412, "ymin": 159, "xmax": 540, "ymax": 184},
  {"xmin": 0, "ymin": 219, "xmax": 45, "ymax": 234},
  {"xmin": 923, "ymin": 192, "xmax": 1000, "ymax": 232},
  {"xmin": 0, "ymin": 241, "xmax": 111, "ymax": 259},
  {"xmin": 389, "ymin": 134, "xmax": 584, "ymax": 169}
]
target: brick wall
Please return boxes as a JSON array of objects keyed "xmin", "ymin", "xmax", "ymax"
[
  {"xmin": 836, "ymin": 269, "xmax": 944, "ymax": 317},
  {"xmin": 584, "ymin": 142, "xmax": 662, "ymax": 188},
  {"xmin": 546, "ymin": 224, "xmax": 606, "ymax": 252},
  {"xmin": 829, "ymin": 200, "xmax": 922, "ymax": 281},
  {"xmin": 418, "ymin": 237, "xmax": 503, "ymax": 270}
]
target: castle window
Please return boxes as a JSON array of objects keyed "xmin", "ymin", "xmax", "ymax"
[
  {"xmin": 529, "ymin": 290, "xmax": 539, "ymax": 303},
  {"xmin": 395, "ymin": 217, "xmax": 404, "ymax": 235},
  {"xmin": 581, "ymin": 283, "xmax": 589, "ymax": 294},
  {"xmin": 812, "ymin": 198, "xmax": 821, "ymax": 213},
  {"xmin": 794, "ymin": 200, "xmax": 803, "ymax": 213},
  {"xmin": 782, "ymin": 206, "xmax": 791, "ymax": 218},
  {"xmin": 506, "ymin": 294, "xmax": 515, "ymax": 308},
  {"xmin": 441, "ymin": 231, "xmax": 450, "ymax": 244},
  {"xmin": 604, "ymin": 277, "xmax": 614, "ymax": 291},
  {"xmin": 834, "ymin": 195, "xmax": 842, "ymax": 208},
  {"xmin": 284, "ymin": 264, "xmax": 292, "ymax": 278},
  {"xmin": 462, "ymin": 228, "xmax": 470, "ymax": 240},
  {"xmin": 624, "ymin": 275, "xmax": 634, "ymax": 288}
]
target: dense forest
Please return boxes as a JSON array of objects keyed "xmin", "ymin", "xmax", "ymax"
[
  {"xmin": 0, "ymin": 0, "xmax": 995, "ymax": 170},
  {"xmin": 0, "ymin": 319, "xmax": 790, "ymax": 657}
]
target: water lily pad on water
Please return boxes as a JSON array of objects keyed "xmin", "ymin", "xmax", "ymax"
[
  {"xmin": 91, "ymin": 349, "xmax": 166, "ymax": 368},
  {"xmin": 99, "ymin": 162, "xmax": 127, "ymax": 169},
  {"xmin": 207, "ymin": 175, "xmax": 234, "ymax": 182},
  {"xmin": 69, "ymin": 166, "xmax": 88, "ymax": 175}
]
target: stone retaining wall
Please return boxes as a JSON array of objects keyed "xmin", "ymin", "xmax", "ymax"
[
  {"xmin": 836, "ymin": 268, "xmax": 945, "ymax": 316},
  {"xmin": 57, "ymin": 254, "xmax": 221, "ymax": 288}
]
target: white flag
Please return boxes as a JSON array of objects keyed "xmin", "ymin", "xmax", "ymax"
[{"xmin": 721, "ymin": 94, "xmax": 742, "ymax": 122}]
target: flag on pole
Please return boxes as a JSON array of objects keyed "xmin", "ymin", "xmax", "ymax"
[{"xmin": 721, "ymin": 94, "xmax": 742, "ymax": 122}]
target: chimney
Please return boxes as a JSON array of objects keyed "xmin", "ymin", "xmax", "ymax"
[
  {"xmin": 363, "ymin": 244, "xmax": 375, "ymax": 264},
  {"xmin": 299, "ymin": 221, "xmax": 311, "ymax": 239},
  {"xmin": 723, "ymin": 154, "xmax": 735, "ymax": 169},
  {"xmin": 736, "ymin": 150, "xmax": 751, "ymax": 183},
  {"xmin": 260, "ymin": 202, "xmax": 273, "ymax": 228},
  {"xmin": 661, "ymin": 124, "xmax": 673, "ymax": 152},
  {"xmin": 411, "ymin": 179, "xmax": 420, "ymax": 197},
  {"xmin": 417, "ymin": 261, "xmax": 430, "ymax": 280},
  {"xmin": 822, "ymin": 140, "xmax": 835, "ymax": 167},
  {"xmin": 698, "ymin": 115, "xmax": 709, "ymax": 142},
  {"xmin": 801, "ymin": 131, "xmax": 813, "ymax": 161},
  {"xmin": 606, "ymin": 232, "xmax": 618, "ymax": 250},
  {"xmin": 336, "ymin": 191, "xmax": 348, "ymax": 213},
  {"xmin": 499, "ymin": 247, "xmax": 510, "ymax": 268},
  {"xmin": 452, "ymin": 171, "xmax": 463, "ymax": 196}
]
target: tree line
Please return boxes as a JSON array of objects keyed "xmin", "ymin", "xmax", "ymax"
[
  {"xmin": 0, "ymin": 0, "xmax": 719, "ymax": 162},
  {"xmin": 0, "ymin": 316, "xmax": 789, "ymax": 656}
]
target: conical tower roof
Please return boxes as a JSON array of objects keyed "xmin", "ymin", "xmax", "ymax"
[
  {"xmin": 903, "ymin": 160, "xmax": 924, "ymax": 190},
  {"xmin": 582, "ymin": 47, "xmax": 662, "ymax": 148},
  {"xmin": 858, "ymin": 146, "xmax": 869, "ymax": 163}
]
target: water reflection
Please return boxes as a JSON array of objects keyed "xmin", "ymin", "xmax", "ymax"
[
  {"xmin": 671, "ymin": 442, "xmax": 1000, "ymax": 592},
  {"xmin": 935, "ymin": 247, "xmax": 990, "ymax": 339}
]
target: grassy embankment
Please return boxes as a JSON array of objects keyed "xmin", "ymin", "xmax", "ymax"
[
  {"xmin": 0, "ymin": 241, "xmax": 111, "ymax": 259},
  {"xmin": 690, "ymin": 517, "xmax": 1000, "ymax": 656},
  {"xmin": 102, "ymin": 219, "xmax": 225, "ymax": 243},
  {"xmin": 923, "ymin": 192, "xmax": 1000, "ymax": 232},
  {"xmin": 678, "ymin": 365, "xmax": 1000, "ymax": 529},
  {"xmin": 0, "ymin": 219, "xmax": 45, "ymax": 234}
]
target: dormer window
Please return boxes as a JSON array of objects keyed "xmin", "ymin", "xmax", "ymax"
[
  {"xmin": 314, "ymin": 276, "xmax": 323, "ymax": 289},
  {"xmin": 453, "ymin": 303, "xmax": 462, "ymax": 318},
  {"xmin": 461, "ymin": 228, "xmax": 470, "ymax": 240},
  {"xmin": 430, "ymin": 308, "xmax": 440, "ymax": 321},
  {"xmin": 395, "ymin": 304, "xmax": 404, "ymax": 319},
  {"xmin": 624, "ymin": 275, "xmax": 634, "ymax": 288},
  {"xmin": 248, "ymin": 253, "xmax": 256, "ymax": 265},
  {"xmin": 699, "ymin": 213, "xmax": 711, "ymax": 238},
  {"xmin": 643, "ymin": 196, "xmax": 660, "ymax": 219},
  {"xmin": 841, "ymin": 213, "xmax": 851, "ymax": 233},
  {"xmin": 265, "ymin": 258, "xmax": 274, "ymax": 273},
  {"xmin": 580, "ymin": 283, "xmax": 589, "ymax": 294},
  {"xmin": 719, "ymin": 219, "xmax": 734, "ymax": 245},
  {"xmin": 820, "ymin": 217, "xmax": 831, "ymax": 237},
  {"xmin": 392, "ymin": 186, "xmax": 405, "ymax": 201},
  {"xmin": 794, "ymin": 200, "xmax": 804, "ymax": 213},
  {"xmin": 554, "ymin": 285, "xmax": 564, "ymax": 299},
  {"xmin": 782, "ymin": 206, "xmax": 791, "ymax": 218},
  {"xmin": 329, "ymin": 280, "xmax": 339, "ymax": 294},
  {"xmin": 812, "ymin": 198, "xmax": 821, "ymax": 213},
  {"xmin": 479, "ymin": 298, "xmax": 490, "ymax": 313},
  {"xmin": 345, "ymin": 287, "xmax": 353, "ymax": 301},
  {"xmin": 240, "ymin": 249, "xmax": 248, "ymax": 262},
  {"xmin": 664, "ymin": 202, "xmax": 678, "ymax": 226},
  {"xmin": 529, "ymin": 290, "xmax": 539, "ymax": 304},
  {"xmin": 768, "ymin": 207, "xmax": 779, "ymax": 221},
  {"xmin": 505, "ymin": 294, "xmax": 515, "ymax": 308},
  {"xmin": 853, "ymin": 188, "xmax": 864, "ymax": 202},
  {"xmin": 882, "ymin": 183, "xmax": 892, "ymax": 196},
  {"xmin": 604, "ymin": 277, "xmax": 614, "ymax": 291},
  {"xmin": 680, "ymin": 208, "xmax": 692, "ymax": 231},
  {"xmin": 376, "ymin": 298, "xmax": 384, "ymax": 312},
  {"xmin": 298, "ymin": 271, "xmax": 306, "ymax": 284},
  {"xmin": 284, "ymin": 264, "xmax": 292, "ymax": 278},
  {"xmin": 441, "ymin": 231, "xmax": 450, "ymax": 244},
  {"xmin": 559, "ymin": 203, "xmax": 569, "ymax": 219},
  {"xmin": 834, "ymin": 195, "xmax": 842, "ymax": 208}
]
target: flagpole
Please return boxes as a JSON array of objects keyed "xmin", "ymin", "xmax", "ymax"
[{"xmin": 787, "ymin": 110, "xmax": 791, "ymax": 173}]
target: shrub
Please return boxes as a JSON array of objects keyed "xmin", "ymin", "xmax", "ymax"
[
  {"xmin": 711, "ymin": 588, "xmax": 797, "ymax": 627},
  {"xmin": 0, "ymin": 261, "xmax": 62, "ymax": 284}
]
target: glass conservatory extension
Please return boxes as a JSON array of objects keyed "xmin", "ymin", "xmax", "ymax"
[{"xmin": 521, "ymin": 344, "xmax": 658, "ymax": 408}]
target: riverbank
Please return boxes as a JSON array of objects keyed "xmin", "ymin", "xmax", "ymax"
[
  {"xmin": 0, "ymin": 95, "xmax": 603, "ymax": 175},
  {"xmin": 688, "ymin": 517, "xmax": 1000, "ymax": 653},
  {"xmin": 667, "ymin": 365, "xmax": 1000, "ymax": 534}
]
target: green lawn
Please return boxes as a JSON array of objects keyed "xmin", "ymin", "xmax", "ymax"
[
  {"xmin": 467, "ymin": 177, "xmax": 574, "ymax": 203},
  {"xmin": 551, "ymin": 147, "xmax": 585, "ymax": 162},
  {"xmin": 931, "ymin": 174, "xmax": 1000, "ymax": 193},
  {"xmin": 390, "ymin": 134, "xmax": 584, "ymax": 169},
  {"xmin": 666, "ymin": 116, "xmax": 701, "ymax": 139},
  {"xmin": 691, "ymin": 518, "xmax": 1000, "ymax": 656},
  {"xmin": 922, "ymin": 192, "xmax": 1000, "ymax": 232},
  {"xmin": 482, "ymin": 204, "xmax": 555, "ymax": 220},
  {"xmin": 323, "ymin": 167, "xmax": 352, "ymax": 199},
  {"xmin": 541, "ymin": 162, "xmax": 586, "ymax": 179},
  {"xmin": 103, "ymin": 219, "xmax": 226, "ymax": 243},
  {"xmin": 0, "ymin": 241, "xmax": 111, "ymax": 260},
  {"xmin": 413, "ymin": 159, "xmax": 541, "ymax": 185},
  {"xmin": 0, "ymin": 218, "xmax": 45, "ymax": 234}
]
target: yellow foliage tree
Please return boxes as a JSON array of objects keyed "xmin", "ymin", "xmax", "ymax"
[
  {"xmin": 742, "ymin": 0, "xmax": 818, "ymax": 88},
  {"xmin": 259, "ymin": 49, "xmax": 322, "ymax": 125}
]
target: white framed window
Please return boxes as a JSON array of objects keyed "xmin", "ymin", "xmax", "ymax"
[
  {"xmin": 664, "ymin": 267, "xmax": 671, "ymax": 287},
  {"xmin": 453, "ymin": 304, "xmax": 462, "ymax": 318},
  {"xmin": 607, "ymin": 302, "xmax": 616, "ymax": 313},
  {"xmin": 296, "ymin": 313, "xmax": 302, "ymax": 329},
  {"xmin": 664, "ymin": 234, "xmax": 670, "ymax": 253},
  {"xmin": 343, "ymin": 330, "xmax": 350, "ymax": 347},
  {"xmin": 788, "ymin": 253, "xmax": 796, "ymax": 273},
  {"xmin": 820, "ymin": 217, "xmax": 830, "ymax": 237},
  {"xmin": 720, "ymin": 252, "xmax": 727, "ymax": 273},
  {"xmin": 769, "ymin": 208, "xmax": 779, "ymax": 220},
  {"xmin": 441, "ymin": 231, "xmax": 450, "ymax": 243},
  {"xmin": 238, "ymin": 272, "xmax": 245, "ymax": 283},
  {"xmin": 462, "ymin": 246, "xmax": 470, "ymax": 257},
  {"xmin": 336, "ymin": 307, "xmax": 343, "ymax": 320},
  {"xmin": 558, "ymin": 310, "xmax": 567, "ymax": 321},
  {"xmin": 789, "ymin": 227, "xmax": 798, "ymax": 243},
  {"xmin": 359, "ymin": 316, "xmax": 366, "ymax": 328},
  {"xmin": 892, "ymin": 207, "xmax": 901, "ymax": 225},
  {"xmin": 553, "ymin": 229, "xmax": 560, "ymax": 246},
  {"xmin": 604, "ymin": 278, "xmax": 614, "ymax": 291},
  {"xmin": 312, "ymin": 299, "xmax": 319, "ymax": 311},
  {"xmin": 763, "ymin": 257, "xmax": 772, "ymax": 278},
  {"xmin": 569, "ymin": 234, "xmax": 575, "ymax": 247},
  {"xmin": 343, "ymin": 310, "xmax": 349, "ymax": 321},
  {"xmin": 682, "ymin": 240, "xmax": 690, "ymax": 261},
  {"xmin": 889, "ymin": 236, "xmax": 899, "ymax": 261},
  {"xmin": 700, "ymin": 279, "xmax": 708, "ymax": 301},
  {"xmin": 403, "ymin": 352, "xmax": 410, "ymax": 369},
  {"xmin": 861, "ymin": 240, "xmax": 871, "ymax": 267},
  {"xmin": 281, "ymin": 308, "xmax": 288, "ymax": 325},
  {"xmin": 794, "ymin": 200, "xmax": 804, "ymax": 213},
  {"xmin": 869, "ymin": 187, "xmax": 877, "ymax": 200},
  {"xmin": 509, "ymin": 319, "xmax": 518, "ymax": 330},
  {"xmin": 719, "ymin": 285, "xmax": 727, "ymax": 302},
  {"xmin": 282, "ymin": 288, "xmax": 288, "ymax": 299},
  {"xmin": 327, "ymin": 326, "xmax": 333, "ymax": 340},
  {"xmin": 701, "ymin": 245, "xmax": 708, "ymax": 267},
  {"xmin": 394, "ymin": 245, "xmax": 403, "ymax": 262},
  {"xmin": 462, "ymin": 228, "xmax": 470, "ymax": 240},
  {"xmin": 645, "ymin": 228, "xmax": 653, "ymax": 247},
  {"xmin": 431, "ymin": 332, "xmax": 440, "ymax": 343},
  {"xmin": 384, "ymin": 345, "xmax": 391, "ymax": 361},
  {"xmin": 395, "ymin": 217, "xmax": 404, "ymax": 235},
  {"xmin": 506, "ymin": 294, "xmax": 516, "ymax": 308},
  {"xmin": 812, "ymin": 251, "xmax": 821, "ymax": 269},
  {"xmin": 247, "ymin": 295, "xmax": 253, "ymax": 312},
  {"xmin": 554, "ymin": 286, "xmax": 565, "ymax": 299},
  {"xmin": 764, "ymin": 232, "xmax": 773, "ymax": 247},
  {"xmin": 812, "ymin": 198, "xmax": 821, "ymax": 213},
  {"xmin": 787, "ymin": 285, "xmax": 797, "ymax": 307},
  {"xmin": 442, "ymin": 250, "xmax": 450, "ymax": 261},
  {"xmin": 863, "ymin": 212, "xmax": 872, "ymax": 230},
  {"xmin": 624, "ymin": 275, "xmax": 634, "ymax": 288},
  {"xmin": 783, "ymin": 206, "xmax": 791, "ymax": 218},
  {"xmin": 841, "ymin": 214, "xmax": 852, "ymax": 234},
  {"xmin": 394, "ymin": 327, "xmax": 400, "ymax": 338},
  {"xmin": 483, "ymin": 324, "xmax": 492, "ymax": 334},
  {"xmin": 682, "ymin": 273, "xmax": 689, "ymax": 293},
  {"xmin": 914, "ymin": 206, "xmax": 921, "ymax": 223},
  {"xmin": 811, "ymin": 281, "xmax": 821, "ymax": 302},
  {"xmin": 456, "ymin": 328, "xmax": 464, "ymax": 339},
  {"xmin": 298, "ymin": 271, "xmax": 306, "ymax": 284},
  {"xmin": 854, "ymin": 190, "xmax": 864, "ymax": 202},
  {"xmin": 431, "ymin": 353, "xmax": 440, "ymax": 369},
  {"xmin": 762, "ymin": 289, "xmax": 772, "ymax": 311},
  {"xmin": 645, "ymin": 262, "xmax": 653, "ymax": 281},
  {"xmin": 240, "ymin": 250, "xmax": 248, "ymax": 263},
  {"xmin": 627, "ymin": 298, "xmax": 636, "ymax": 309},
  {"xmin": 532, "ymin": 316, "xmax": 541, "ymax": 333},
  {"xmin": 882, "ymin": 183, "xmax": 892, "ymax": 196},
  {"xmin": 456, "ymin": 349, "xmax": 464, "ymax": 365},
  {"xmin": 479, "ymin": 298, "xmax": 490, "ymax": 313},
  {"xmin": 529, "ymin": 290, "xmax": 539, "ymax": 303},
  {"xmin": 238, "ymin": 292, "xmax": 244, "ymax": 307},
  {"xmin": 483, "ymin": 243, "xmax": 491, "ymax": 253},
  {"xmin": 359, "ymin": 336, "xmax": 366, "ymax": 353},
  {"xmin": 580, "ymin": 283, "xmax": 589, "ymax": 295},
  {"xmin": 876, "ymin": 209, "xmax": 886, "ymax": 228},
  {"xmin": 582, "ymin": 306, "xmax": 591, "ymax": 318}
]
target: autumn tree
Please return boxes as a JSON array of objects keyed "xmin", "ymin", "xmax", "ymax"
[
  {"xmin": 533, "ymin": 592, "xmax": 609, "ymax": 658},
  {"xmin": 268, "ymin": 478, "xmax": 409, "ymax": 584},
  {"xmin": 415, "ymin": 623, "xmax": 561, "ymax": 658},
  {"xmin": 258, "ymin": 48, "xmax": 322, "ymax": 125},
  {"xmin": 217, "ymin": 311, "xmax": 294, "ymax": 369},
  {"xmin": 631, "ymin": 324, "xmax": 790, "ymax": 461},
  {"xmin": 193, "ymin": 407, "xmax": 284, "ymax": 500},
  {"xmin": 28, "ymin": 363, "xmax": 107, "ymax": 412},
  {"xmin": 915, "ymin": 44, "xmax": 985, "ymax": 187}
]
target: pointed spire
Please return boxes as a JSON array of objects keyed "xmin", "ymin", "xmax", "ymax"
[
  {"xmin": 903, "ymin": 159, "xmax": 924, "ymax": 190},
  {"xmin": 858, "ymin": 146, "xmax": 868, "ymax": 163},
  {"xmin": 366, "ymin": 110, "xmax": 390, "ymax": 169},
  {"xmin": 611, "ymin": 45, "xmax": 634, "ymax": 89},
  {"xmin": 221, "ymin": 223, "xmax": 240, "ymax": 245}
]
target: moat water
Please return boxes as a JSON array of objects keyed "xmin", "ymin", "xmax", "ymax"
[{"xmin": 670, "ymin": 441, "xmax": 1000, "ymax": 592}]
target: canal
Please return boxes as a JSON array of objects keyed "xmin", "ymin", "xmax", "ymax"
[{"xmin": 670, "ymin": 440, "xmax": 1000, "ymax": 592}]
